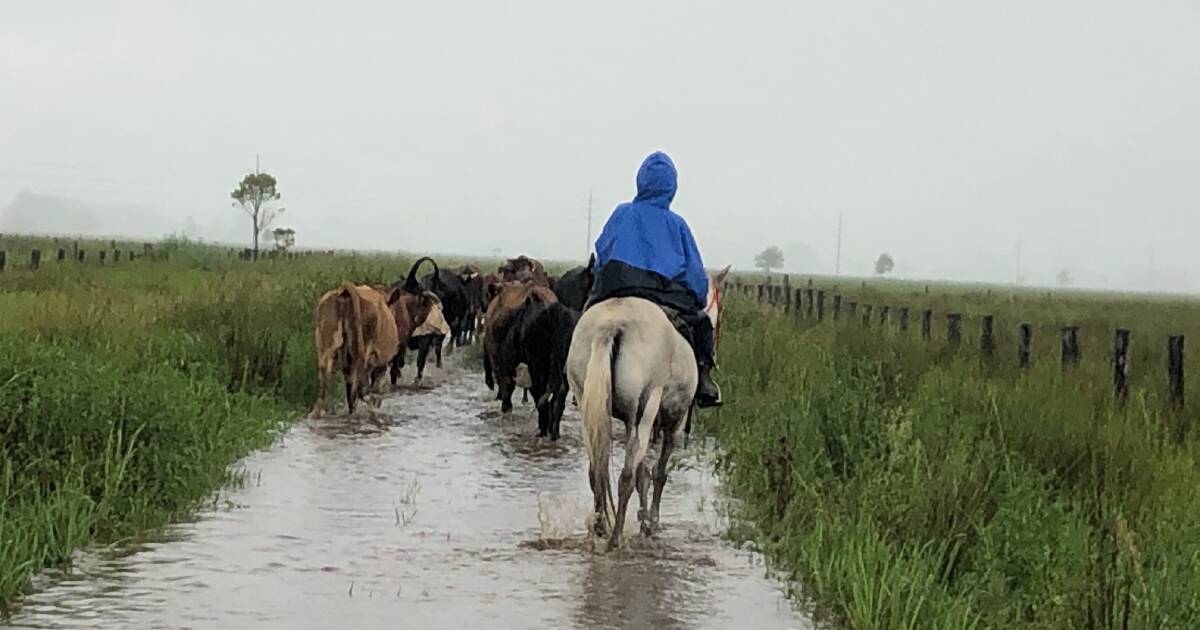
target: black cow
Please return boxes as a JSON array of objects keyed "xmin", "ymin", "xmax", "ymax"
[
  {"xmin": 456, "ymin": 265, "xmax": 486, "ymax": 343},
  {"xmin": 554, "ymin": 254, "xmax": 595, "ymax": 311},
  {"xmin": 500, "ymin": 300, "xmax": 578, "ymax": 440},
  {"xmin": 420, "ymin": 269, "xmax": 469, "ymax": 347},
  {"xmin": 407, "ymin": 333, "xmax": 445, "ymax": 383}
]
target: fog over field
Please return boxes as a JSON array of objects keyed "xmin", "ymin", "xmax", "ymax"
[{"xmin": 2, "ymin": 2, "xmax": 1197, "ymax": 291}]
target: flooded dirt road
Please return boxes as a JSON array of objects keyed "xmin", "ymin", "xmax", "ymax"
[{"xmin": 5, "ymin": 358, "xmax": 813, "ymax": 630}]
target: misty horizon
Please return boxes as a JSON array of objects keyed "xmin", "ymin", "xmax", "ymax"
[{"xmin": 2, "ymin": 2, "xmax": 1197, "ymax": 292}]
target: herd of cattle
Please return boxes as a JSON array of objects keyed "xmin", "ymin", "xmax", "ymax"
[{"xmin": 312, "ymin": 254, "xmax": 594, "ymax": 440}]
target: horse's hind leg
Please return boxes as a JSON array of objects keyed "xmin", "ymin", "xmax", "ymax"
[
  {"xmin": 608, "ymin": 387, "xmax": 662, "ymax": 552},
  {"xmin": 636, "ymin": 458, "xmax": 653, "ymax": 536},
  {"xmin": 650, "ymin": 421, "xmax": 680, "ymax": 528},
  {"xmin": 589, "ymin": 460, "xmax": 609, "ymax": 539}
]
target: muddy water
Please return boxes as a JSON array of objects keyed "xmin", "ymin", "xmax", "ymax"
[{"xmin": 5, "ymin": 358, "xmax": 813, "ymax": 630}]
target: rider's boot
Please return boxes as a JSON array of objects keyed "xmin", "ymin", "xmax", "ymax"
[
  {"xmin": 696, "ymin": 361, "xmax": 722, "ymax": 408},
  {"xmin": 691, "ymin": 316, "xmax": 722, "ymax": 408}
]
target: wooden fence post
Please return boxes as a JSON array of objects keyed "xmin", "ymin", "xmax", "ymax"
[
  {"xmin": 805, "ymin": 289, "xmax": 815, "ymax": 318},
  {"xmin": 0, "ymin": 250, "xmax": 5, "ymax": 272},
  {"xmin": 113, "ymin": 250, "xmax": 121, "ymax": 263},
  {"xmin": 947, "ymin": 313, "xmax": 962, "ymax": 347},
  {"xmin": 862, "ymin": 305, "xmax": 873, "ymax": 327},
  {"xmin": 922, "ymin": 309, "xmax": 933, "ymax": 339},
  {"xmin": 99, "ymin": 250, "xmax": 106, "ymax": 264},
  {"xmin": 1113, "ymin": 328, "xmax": 1131, "ymax": 403},
  {"xmin": 816, "ymin": 290, "xmax": 825, "ymax": 321},
  {"xmin": 77, "ymin": 250, "xmax": 85, "ymax": 263},
  {"xmin": 898, "ymin": 307, "xmax": 909, "ymax": 331},
  {"xmin": 128, "ymin": 250, "xmax": 135, "ymax": 262},
  {"xmin": 30, "ymin": 249, "xmax": 41, "ymax": 270},
  {"xmin": 832, "ymin": 295, "xmax": 842, "ymax": 321},
  {"xmin": 848, "ymin": 301, "xmax": 858, "ymax": 317},
  {"xmin": 757, "ymin": 285, "xmax": 765, "ymax": 304},
  {"xmin": 879, "ymin": 305, "xmax": 890, "ymax": 326},
  {"xmin": 784, "ymin": 286, "xmax": 794, "ymax": 313},
  {"xmin": 57, "ymin": 248, "xmax": 66, "ymax": 263},
  {"xmin": 1061, "ymin": 326, "xmax": 1081, "ymax": 368},
  {"xmin": 1168, "ymin": 335, "xmax": 1185, "ymax": 407},
  {"xmin": 1018, "ymin": 323, "xmax": 1033, "ymax": 368},
  {"xmin": 980, "ymin": 315, "xmax": 995, "ymax": 358}
]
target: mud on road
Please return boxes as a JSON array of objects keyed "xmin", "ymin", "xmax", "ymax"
[{"xmin": 5, "ymin": 357, "xmax": 813, "ymax": 630}]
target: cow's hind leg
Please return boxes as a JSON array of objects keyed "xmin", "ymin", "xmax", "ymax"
[
  {"xmin": 609, "ymin": 387, "xmax": 661, "ymax": 552},
  {"xmin": 531, "ymin": 372, "xmax": 549, "ymax": 437},
  {"xmin": 390, "ymin": 351, "xmax": 405, "ymax": 387},
  {"xmin": 483, "ymin": 351, "xmax": 495, "ymax": 390},
  {"xmin": 310, "ymin": 366, "xmax": 331, "ymax": 418},
  {"xmin": 415, "ymin": 340, "xmax": 430, "ymax": 384},
  {"xmin": 344, "ymin": 372, "xmax": 357, "ymax": 416},
  {"xmin": 500, "ymin": 377, "xmax": 516, "ymax": 413}
]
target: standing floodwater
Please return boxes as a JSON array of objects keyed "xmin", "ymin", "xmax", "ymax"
[{"xmin": 4, "ymin": 359, "xmax": 812, "ymax": 630}]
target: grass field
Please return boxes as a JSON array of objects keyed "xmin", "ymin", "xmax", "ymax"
[
  {"xmin": 4, "ymin": 237, "xmax": 1199, "ymax": 627},
  {"xmin": 706, "ymin": 284, "xmax": 1200, "ymax": 628},
  {"xmin": 0, "ymin": 237, "xmax": 446, "ymax": 612}
]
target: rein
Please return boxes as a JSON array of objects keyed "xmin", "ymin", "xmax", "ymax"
[{"xmin": 705, "ymin": 283, "xmax": 723, "ymax": 346}]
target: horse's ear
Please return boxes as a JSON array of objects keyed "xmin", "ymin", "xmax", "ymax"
[
  {"xmin": 386, "ymin": 288, "xmax": 404, "ymax": 305},
  {"xmin": 714, "ymin": 265, "xmax": 732, "ymax": 284}
]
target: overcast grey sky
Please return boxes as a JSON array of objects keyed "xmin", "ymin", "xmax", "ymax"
[{"xmin": 2, "ymin": 1, "xmax": 1197, "ymax": 290}]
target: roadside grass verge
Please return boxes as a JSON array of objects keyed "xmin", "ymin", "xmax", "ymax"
[{"xmin": 705, "ymin": 300, "xmax": 1200, "ymax": 629}]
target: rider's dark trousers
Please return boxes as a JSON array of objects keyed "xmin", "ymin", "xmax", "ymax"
[{"xmin": 586, "ymin": 260, "xmax": 716, "ymax": 369}]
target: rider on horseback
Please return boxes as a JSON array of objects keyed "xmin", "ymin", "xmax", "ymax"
[{"xmin": 586, "ymin": 151, "xmax": 722, "ymax": 409}]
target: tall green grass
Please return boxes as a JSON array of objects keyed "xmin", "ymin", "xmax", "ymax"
[
  {"xmin": 0, "ymin": 238, "xmax": 431, "ymax": 613},
  {"xmin": 707, "ymin": 298, "xmax": 1200, "ymax": 628}
]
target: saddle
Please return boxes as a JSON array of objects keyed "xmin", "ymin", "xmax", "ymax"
[
  {"xmin": 658, "ymin": 305, "xmax": 695, "ymax": 347},
  {"xmin": 585, "ymin": 297, "xmax": 694, "ymax": 346}
]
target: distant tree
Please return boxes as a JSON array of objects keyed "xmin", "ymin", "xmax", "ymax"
[
  {"xmin": 231, "ymin": 172, "xmax": 284, "ymax": 260},
  {"xmin": 1057, "ymin": 268, "xmax": 1073, "ymax": 286},
  {"xmin": 754, "ymin": 246, "xmax": 785, "ymax": 276},
  {"xmin": 874, "ymin": 252, "xmax": 895, "ymax": 276}
]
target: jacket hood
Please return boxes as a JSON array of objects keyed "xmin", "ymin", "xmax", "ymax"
[{"xmin": 633, "ymin": 151, "xmax": 677, "ymax": 206}]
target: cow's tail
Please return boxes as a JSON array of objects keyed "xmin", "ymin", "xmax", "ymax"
[
  {"xmin": 581, "ymin": 327, "xmax": 620, "ymax": 530},
  {"xmin": 336, "ymin": 282, "xmax": 366, "ymax": 384},
  {"xmin": 402, "ymin": 256, "xmax": 440, "ymax": 294}
]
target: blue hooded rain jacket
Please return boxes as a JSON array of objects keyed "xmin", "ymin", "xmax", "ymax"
[{"xmin": 591, "ymin": 152, "xmax": 709, "ymax": 309}]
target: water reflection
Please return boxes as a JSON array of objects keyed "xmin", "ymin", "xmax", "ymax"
[{"xmin": 4, "ymin": 360, "xmax": 810, "ymax": 630}]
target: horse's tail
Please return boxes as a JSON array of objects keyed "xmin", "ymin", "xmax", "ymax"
[{"xmin": 581, "ymin": 327, "xmax": 619, "ymax": 529}]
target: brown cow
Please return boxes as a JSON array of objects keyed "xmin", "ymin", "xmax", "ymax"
[
  {"xmin": 498, "ymin": 255, "xmax": 550, "ymax": 286},
  {"xmin": 370, "ymin": 285, "xmax": 440, "ymax": 386},
  {"xmin": 483, "ymin": 281, "xmax": 557, "ymax": 412},
  {"xmin": 311, "ymin": 282, "xmax": 401, "ymax": 417}
]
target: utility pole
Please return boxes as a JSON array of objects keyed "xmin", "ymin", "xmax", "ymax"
[
  {"xmin": 1148, "ymin": 247, "xmax": 1156, "ymax": 290},
  {"xmin": 255, "ymin": 154, "xmax": 260, "ymax": 175},
  {"xmin": 835, "ymin": 211, "xmax": 843, "ymax": 275},
  {"xmin": 585, "ymin": 189, "xmax": 594, "ymax": 260},
  {"xmin": 1015, "ymin": 237, "xmax": 1023, "ymax": 286}
]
